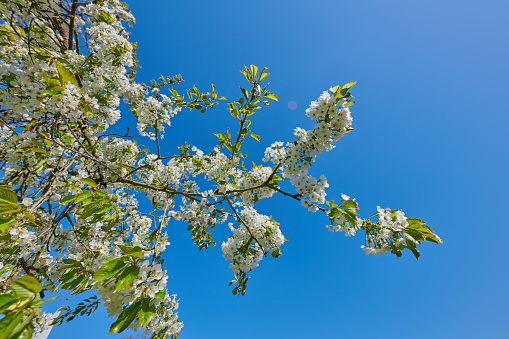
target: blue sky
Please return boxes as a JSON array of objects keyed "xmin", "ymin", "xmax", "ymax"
[{"xmin": 48, "ymin": 0, "xmax": 509, "ymax": 338}]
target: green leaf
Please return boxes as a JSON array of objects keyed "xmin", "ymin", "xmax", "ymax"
[
  {"xmin": 108, "ymin": 301, "xmax": 142, "ymax": 334},
  {"xmin": 106, "ymin": 210, "xmax": 119, "ymax": 231},
  {"xmin": 271, "ymin": 248, "xmax": 281, "ymax": 258},
  {"xmin": 92, "ymin": 257, "xmax": 127, "ymax": 285},
  {"xmin": 54, "ymin": 62, "xmax": 79, "ymax": 88},
  {"xmin": 192, "ymin": 158, "xmax": 202, "ymax": 168},
  {"xmin": 60, "ymin": 195, "xmax": 77, "ymax": 204},
  {"xmin": 250, "ymin": 64, "xmax": 258, "ymax": 78},
  {"xmin": 10, "ymin": 323, "xmax": 34, "ymax": 339},
  {"xmin": 0, "ymin": 187, "xmax": 17, "ymax": 204},
  {"xmin": 9, "ymin": 309, "xmax": 35, "ymax": 339},
  {"xmin": 74, "ymin": 191, "xmax": 92, "ymax": 203},
  {"xmin": 81, "ymin": 178, "xmax": 97, "ymax": 188},
  {"xmin": 215, "ymin": 133, "xmax": 227, "ymax": 142},
  {"xmin": 404, "ymin": 237, "xmax": 420, "ymax": 259},
  {"xmin": 96, "ymin": 11, "xmax": 113, "ymax": 24},
  {"xmin": 63, "ymin": 273, "xmax": 89, "ymax": 293},
  {"xmin": 10, "ymin": 283, "xmax": 35, "ymax": 300},
  {"xmin": 25, "ymin": 148, "xmax": 47, "ymax": 154},
  {"xmin": 240, "ymin": 87, "xmax": 249, "ymax": 101},
  {"xmin": 42, "ymin": 77, "xmax": 60, "ymax": 86},
  {"xmin": 0, "ymin": 205, "xmax": 21, "ymax": 215},
  {"xmin": 249, "ymin": 133, "xmax": 261, "ymax": 142},
  {"xmin": 406, "ymin": 218, "xmax": 443, "ymax": 244},
  {"xmin": 0, "ymin": 264, "xmax": 14, "ymax": 276},
  {"xmin": 63, "ymin": 259, "xmax": 83, "ymax": 268},
  {"xmin": 341, "ymin": 81, "xmax": 357, "ymax": 91},
  {"xmin": 39, "ymin": 295, "xmax": 59, "ymax": 305},
  {"xmin": 0, "ymin": 295, "xmax": 16, "ymax": 313},
  {"xmin": 22, "ymin": 211, "xmax": 35, "ymax": 224},
  {"xmin": 79, "ymin": 205, "xmax": 103, "ymax": 220},
  {"xmin": 155, "ymin": 289, "xmax": 166, "ymax": 300},
  {"xmin": 13, "ymin": 275, "xmax": 42, "ymax": 294},
  {"xmin": 114, "ymin": 265, "xmax": 139, "ymax": 293},
  {"xmin": 263, "ymin": 92, "xmax": 278, "ymax": 101},
  {"xmin": 239, "ymin": 68, "xmax": 251, "ymax": 81},
  {"xmin": 0, "ymin": 217, "xmax": 16, "ymax": 232},
  {"xmin": 118, "ymin": 245, "xmax": 144, "ymax": 258},
  {"xmin": 259, "ymin": 67, "xmax": 270, "ymax": 81},
  {"xmin": 341, "ymin": 200, "xmax": 358, "ymax": 209},
  {"xmin": 339, "ymin": 208, "xmax": 357, "ymax": 226},
  {"xmin": 0, "ymin": 311, "xmax": 24, "ymax": 339},
  {"xmin": 33, "ymin": 159, "xmax": 46, "ymax": 173},
  {"xmin": 43, "ymin": 87, "xmax": 64, "ymax": 96},
  {"xmin": 138, "ymin": 300, "xmax": 156, "ymax": 326},
  {"xmin": 325, "ymin": 200, "xmax": 337, "ymax": 208}
]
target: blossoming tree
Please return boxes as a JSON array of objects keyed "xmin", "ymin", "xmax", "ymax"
[{"xmin": 0, "ymin": 0, "xmax": 442, "ymax": 338}]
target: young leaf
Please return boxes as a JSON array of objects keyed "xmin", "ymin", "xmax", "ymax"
[
  {"xmin": 263, "ymin": 92, "xmax": 278, "ymax": 101},
  {"xmin": 342, "ymin": 200, "xmax": 358, "ymax": 209},
  {"xmin": 54, "ymin": 62, "xmax": 80, "ymax": 88},
  {"xmin": 250, "ymin": 64, "xmax": 258, "ymax": 79},
  {"xmin": 240, "ymin": 87, "xmax": 249, "ymax": 101},
  {"xmin": 249, "ymin": 133, "xmax": 261, "ymax": 142},
  {"xmin": 259, "ymin": 67, "xmax": 270, "ymax": 81}
]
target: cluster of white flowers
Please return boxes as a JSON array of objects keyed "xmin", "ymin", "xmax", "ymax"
[
  {"xmin": 264, "ymin": 88, "xmax": 353, "ymax": 212},
  {"xmin": 238, "ymin": 165, "xmax": 275, "ymax": 204},
  {"xmin": 176, "ymin": 197, "xmax": 226, "ymax": 231},
  {"xmin": 134, "ymin": 91, "xmax": 181, "ymax": 139},
  {"xmin": 99, "ymin": 137, "xmax": 140, "ymax": 175},
  {"xmin": 32, "ymin": 311, "xmax": 56, "ymax": 337},
  {"xmin": 327, "ymin": 218, "xmax": 359, "ymax": 236},
  {"xmin": 327, "ymin": 219, "xmax": 362, "ymax": 237},
  {"xmin": 222, "ymin": 206, "xmax": 285, "ymax": 273},
  {"xmin": 361, "ymin": 207, "xmax": 408, "ymax": 256}
]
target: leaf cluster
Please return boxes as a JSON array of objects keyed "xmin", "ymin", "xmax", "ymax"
[{"xmin": 0, "ymin": 275, "xmax": 54, "ymax": 339}]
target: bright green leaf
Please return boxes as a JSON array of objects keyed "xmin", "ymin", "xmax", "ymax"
[
  {"xmin": 263, "ymin": 92, "xmax": 278, "ymax": 101},
  {"xmin": 13, "ymin": 275, "xmax": 42, "ymax": 294},
  {"xmin": 138, "ymin": 300, "xmax": 156, "ymax": 326},
  {"xmin": 0, "ymin": 187, "xmax": 17, "ymax": 204},
  {"xmin": 0, "ymin": 311, "xmax": 24, "ymax": 339},
  {"xmin": 341, "ymin": 200, "xmax": 358, "ymax": 209},
  {"xmin": 249, "ymin": 133, "xmax": 261, "ymax": 142},
  {"xmin": 81, "ymin": 178, "xmax": 97, "ymax": 188},
  {"xmin": 54, "ymin": 62, "xmax": 79, "ymax": 88},
  {"xmin": 108, "ymin": 301, "xmax": 142, "ymax": 334},
  {"xmin": 114, "ymin": 265, "xmax": 139, "ymax": 293},
  {"xmin": 92, "ymin": 257, "xmax": 127, "ymax": 285},
  {"xmin": 60, "ymin": 195, "xmax": 77, "ymax": 204}
]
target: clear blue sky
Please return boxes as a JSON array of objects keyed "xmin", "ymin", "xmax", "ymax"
[{"xmin": 48, "ymin": 0, "xmax": 509, "ymax": 338}]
